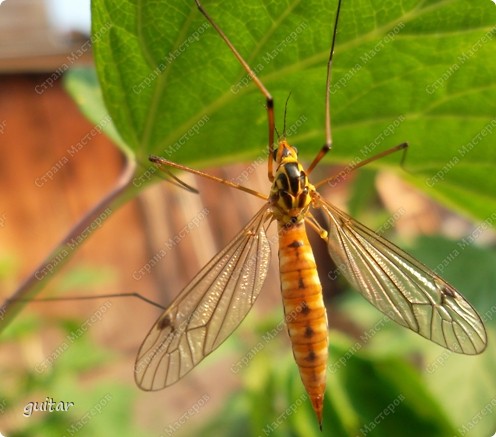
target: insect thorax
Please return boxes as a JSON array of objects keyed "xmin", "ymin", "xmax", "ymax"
[{"xmin": 269, "ymin": 141, "xmax": 315, "ymax": 225}]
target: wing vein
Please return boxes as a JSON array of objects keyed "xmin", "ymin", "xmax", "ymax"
[
  {"xmin": 320, "ymin": 199, "xmax": 486, "ymax": 355},
  {"xmin": 135, "ymin": 205, "xmax": 272, "ymax": 390}
]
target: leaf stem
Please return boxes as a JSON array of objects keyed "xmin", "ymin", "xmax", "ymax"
[{"xmin": 0, "ymin": 157, "xmax": 138, "ymax": 332}]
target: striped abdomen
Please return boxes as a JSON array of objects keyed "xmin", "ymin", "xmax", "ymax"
[{"xmin": 278, "ymin": 220, "xmax": 328, "ymax": 425}]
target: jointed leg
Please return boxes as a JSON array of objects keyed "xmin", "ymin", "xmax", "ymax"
[
  {"xmin": 195, "ymin": 1, "xmax": 276, "ymax": 181},
  {"xmin": 307, "ymin": 0, "xmax": 343, "ymax": 175}
]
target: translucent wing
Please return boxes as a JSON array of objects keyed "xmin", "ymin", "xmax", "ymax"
[
  {"xmin": 319, "ymin": 199, "xmax": 487, "ymax": 354},
  {"xmin": 135, "ymin": 206, "xmax": 272, "ymax": 390}
]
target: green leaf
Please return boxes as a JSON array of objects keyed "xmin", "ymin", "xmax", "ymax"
[
  {"xmin": 64, "ymin": 68, "xmax": 129, "ymax": 156},
  {"xmin": 327, "ymin": 334, "xmax": 458, "ymax": 437},
  {"xmin": 78, "ymin": 0, "xmax": 496, "ymax": 221}
]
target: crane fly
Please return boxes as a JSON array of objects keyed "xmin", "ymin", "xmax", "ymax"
[{"xmin": 135, "ymin": 0, "xmax": 487, "ymax": 428}]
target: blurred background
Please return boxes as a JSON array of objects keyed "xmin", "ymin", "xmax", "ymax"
[{"xmin": 1, "ymin": 1, "xmax": 495, "ymax": 436}]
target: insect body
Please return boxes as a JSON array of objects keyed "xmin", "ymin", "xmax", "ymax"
[
  {"xmin": 271, "ymin": 142, "xmax": 328, "ymax": 423},
  {"xmin": 135, "ymin": 0, "xmax": 487, "ymax": 429},
  {"xmin": 278, "ymin": 216, "xmax": 328, "ymax": 425}
]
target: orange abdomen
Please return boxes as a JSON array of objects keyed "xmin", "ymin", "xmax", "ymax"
[{"xmin": 278, "ymin": 220, "xmax": 328, "ymax": 425}]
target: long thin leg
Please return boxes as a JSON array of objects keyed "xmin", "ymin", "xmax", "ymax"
[
  {"xmin": 314, "ymin": 142, "xmax": 408, "ymax": 188},
  {"xmin": 195, "ymin": 1, "xmax": 276, "ymax": 181},
  {"xmin": 307, "ymin": 0, "xmax": 343, "ymax": 175},
  {"xmin": 7, "ymin": 293, "xmax": 167, "ymax": 311},
  {"xmin": 149, "ymin": 155, "xmax": 268, "ymax": 200}
]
